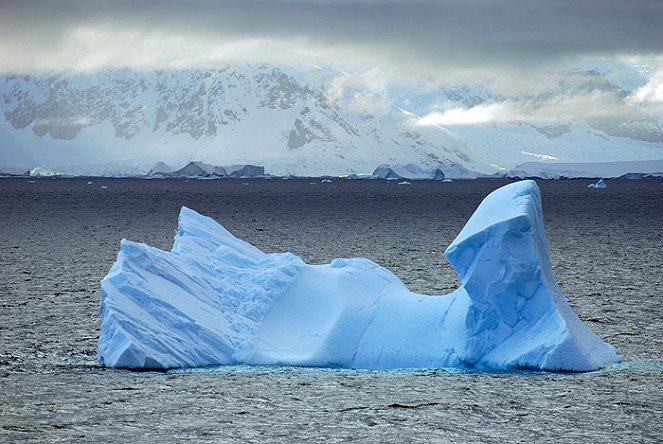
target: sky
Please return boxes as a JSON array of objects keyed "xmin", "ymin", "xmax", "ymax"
[
  {"xmin": 2, "ymin": 0, "xmax": 662, "ymax": 79},
  {"xmin": 1, "ymin": 0, "xmax": 662, "ymax": 168}
]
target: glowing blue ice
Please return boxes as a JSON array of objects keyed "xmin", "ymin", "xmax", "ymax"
[{"xmin": 98, "ymin": 180, "xmax": 620, "ymax": 371}]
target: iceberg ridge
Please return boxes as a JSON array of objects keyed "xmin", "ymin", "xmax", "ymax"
[{"xmin": 98, "ymin": 180, "xmax": 620, "ymax": 371}]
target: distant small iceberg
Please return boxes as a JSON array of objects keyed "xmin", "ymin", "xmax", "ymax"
[
  {"xmin": 587, "ymin": 179, "xmax": 607, "ymax": 189},
  {"xmin": 30, "ymin": 166, "xmax": 59, "ymax": 177}
]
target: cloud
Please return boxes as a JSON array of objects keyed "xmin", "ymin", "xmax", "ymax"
[
  {"xmin": 415, "ymin": 90, "xmax": 654, "ymax": 126},
  {"xmin": 520, "ymin": 151, "xmax": 559, "ymax": 161},
  {"xmin": 417, "ymin": 104, "xmax": 508, "ymax": 126},
  {"xmin": 0, "ymin": 0, "xmax": 661, "ymax": 135},
  {"xmin": 1, "ymin": 0, "xmax": 662, "ymax": 89},
  {"xmin": 326, "ymin": 69, "xmax": 393, "ymax": 113},
  {"xmin": 631, "ymin": 67, "xmax": 663, "ymax": 106}
]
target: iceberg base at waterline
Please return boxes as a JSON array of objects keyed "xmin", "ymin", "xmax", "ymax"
[{"xmin": 98, "ymin": 180, "xmax": 620, "ymax": 372}]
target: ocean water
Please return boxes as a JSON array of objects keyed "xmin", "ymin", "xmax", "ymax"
[{"xmin": 1, "ymin": 177, "xmax": 661, "ymax": 443}]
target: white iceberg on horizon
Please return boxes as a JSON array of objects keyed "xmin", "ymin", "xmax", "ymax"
[
  {"xmin": 588, "ymin": 179, "xmax": 607, "ymax": 189},
  {"xmin": 98, "ymin": 180, "xmax": 620, "ymax": 372},
  {"xmin": 29, "ymin": 166, "xmax": 59, "ymax": 177}
]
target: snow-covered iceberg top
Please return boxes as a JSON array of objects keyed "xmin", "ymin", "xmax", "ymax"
[{"xmin": 98, "ymin": 180, "xmax": 619, "ymax": 372}]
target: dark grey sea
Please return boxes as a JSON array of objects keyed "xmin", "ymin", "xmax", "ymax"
[{"xmin": 1, "ymin": 177, "xmax": 661, "ymax": 443}]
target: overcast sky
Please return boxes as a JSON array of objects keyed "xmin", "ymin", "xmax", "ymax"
[
  {"xmin": 1, "ymin": 0, "xmax": 662, "ymax": 129},
  {"xmin": 2, "ymin": 0, "xmax": 662, "ymax": 78}
]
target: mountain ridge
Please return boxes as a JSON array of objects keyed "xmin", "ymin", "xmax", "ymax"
[
  {"xmin": 1, "ymin": 63, "xmax": 662, "ymax": 176},
  {"xmin": 0, "ymin": 65, "xmax": 481, "ymax": 176}
]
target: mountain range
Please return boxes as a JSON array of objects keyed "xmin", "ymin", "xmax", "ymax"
[{"xmin": 1, "ymin": 62, "xmax": 661, "ymax": 176}]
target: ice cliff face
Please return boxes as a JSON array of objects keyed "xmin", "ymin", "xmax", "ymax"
[
  {"xmin": 444, "ymin": 180, "xmax": 618, "ymax": 370},
  {"xmin": 98, "ymin": 180, "xmax": 620, "ymax": 371}
]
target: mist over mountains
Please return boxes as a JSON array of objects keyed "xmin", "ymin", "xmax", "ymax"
[{"xmin": 1, "ymin": 62, "xmax": 661, "ymax": 176}]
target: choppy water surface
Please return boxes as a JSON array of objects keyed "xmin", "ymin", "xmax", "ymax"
[{"xmin": 1, "ymin": 178, "xmax": 662, "ymax": 443}]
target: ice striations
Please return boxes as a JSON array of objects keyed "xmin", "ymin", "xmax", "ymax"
[{"xmin": 98, "ymin": 180, "xmax": 620, "ymax": 371}]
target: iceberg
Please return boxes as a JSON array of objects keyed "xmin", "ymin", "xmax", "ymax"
[
  {"xmin": 168, "ymin": 161, "xmax": 227, "ymax": 177},
  {"xmin": 372, "ymin": 162, "xmax": 476, "ymax": 180},
  {"xmin": 29, "ymin": 166, "xmax": 59, "ymax": 177},
  {"xmin": 587, "ymin": 179, "xmax": 607, "ymax": 189},
  {"xmin": 161, "ymin": 161, "xmax": 266, "ymax": 178},
  {"xmin": 98, "ymin": 180, "xmax": 620, "ymax": 371},
  {"xmin": 147, "ymin": 161, "xmax": 173, "ymax": 176}
]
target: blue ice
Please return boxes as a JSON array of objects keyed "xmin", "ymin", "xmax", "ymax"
[{"xmin": 98, "ymin": 180, "xmax": 620, "ymax": 371}]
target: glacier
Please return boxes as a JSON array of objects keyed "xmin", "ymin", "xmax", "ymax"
[
  {"xmin": 509, "ymin": 159, "xmax": 663, "ymax": 180},
  {"xmin": 98, "ymin": 180, "xmax": 620, "ymax": 372},
  {"xmin": 4, "ymin": 64, "xmax": 663, "ymax": 178}
]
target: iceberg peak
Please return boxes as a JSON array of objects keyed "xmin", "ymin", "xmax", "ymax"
[{"xmin": 98, "ymin": 180, "xmax": 619, "ymax": 371}]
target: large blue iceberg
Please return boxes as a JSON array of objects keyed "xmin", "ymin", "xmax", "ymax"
[{"xmin": 98, "ymin": 180, "xmax": 620, "ymax": 371}]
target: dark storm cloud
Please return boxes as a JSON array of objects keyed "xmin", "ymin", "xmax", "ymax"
[{"xmin": 1, "ymin": 0, "xmax": 662, "ymax": 74}]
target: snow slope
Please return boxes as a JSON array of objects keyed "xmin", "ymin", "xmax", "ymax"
[
  {"xmin": 0, "ymin": 66, "xmax": 481, "ymax": 176},
  {"xmin": 98, "ymin": 180, "xmax": 619, "ymax": 371},
  {"xmin": 3, "ymin": 62, "xmax": 661, "ymax": 177}
]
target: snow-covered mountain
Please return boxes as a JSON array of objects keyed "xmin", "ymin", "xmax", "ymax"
[
  {"xmin": 0, "ymin": 65, "xmax": 481, "ymax": 176},
  {"xmin": 389, "ymin": 64, "xmax": 663, "ymax": 171},
  {"xmin": 1, "ymin": 62, "xmax": 661, "ymax": 177}
]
